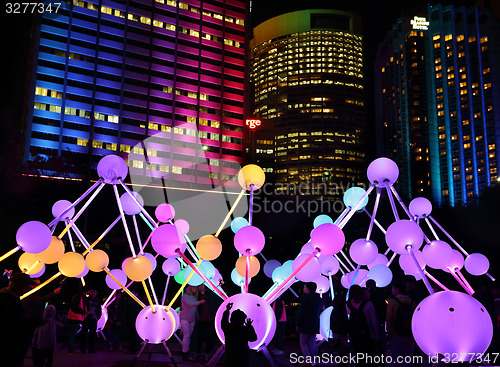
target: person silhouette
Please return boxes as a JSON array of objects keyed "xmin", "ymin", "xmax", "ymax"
[{"xmin": 221, "ymin": 303, "xmax": 257, "ymax": 367}]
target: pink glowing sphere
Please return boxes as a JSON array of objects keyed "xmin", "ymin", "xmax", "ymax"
[
  {"xmin": 464, "ymin": 253, "xmax": 489, "ymax": 276},
  {"xmin": 51, "ymin": 200, "xmax": 75, "ymax": 220},
  {"xmin": 409, "ymin": 197, "xmax": 433, "ymax": 219},
  {"xmin": 315, "ymin": 276, "xmax": 330, "ymax": 294},
  {"xmin": 119, "ymin": 192, "xmax": 144, "ymax": 215},
  {"xmin": 151, "ymin": 224, "xmax": 187, "ymax": 257},
  {"xmin": 16, "ymin": 221, "xmax": 52, "ymax": 254},
  {"xmin": 412, "ymin": 291, "xmax": 493, "ymax": 362},
  {"xmin": 135, "ymin": 305, "xmax": 177, "ymax": 344},
  {"xmin": 162, "ymin": 258, "xmax": 181, "ymax": 276},
  {"xmin": 399, "ymin": 250, "xmax": 425, "ymax": 276},
  {"xmin": 367, "ymin": 157, "xmax": 399, "ymax": 186},
  {"xmin": 367, "ymin": 264, "xmax": 393, "ymax": 287},
  {"xmin": 310, "ymin": 223, "xmax": 345, "ymax": 256},
  {"xmin": 349, "ymin": 239, "xmax": 378, "ymax": 265},
  {"xmin": 97, "ymin": 155, "xmax": 128, "ymax": 184},
  {"xmin": 385, "ymin": 220, "xmax": 424, "ymax": 254},
  {"xmin": 443, "ymin": 250, "xmax": 464, "ymax": 273},
  {"xmin": 319, "ymin": 256, "xmax": 340, "ymax": 276},
  {"xmin": 292, "ymin": 253, "xmax": 321, "ymax": 282},
  {"xmin": 263, "ymin": 260, "xmax": 281, "ymax": 278},
  {"xmin": 234, "ymin": 225, "xmax": 265, "ymax": 256},
  {"xmin": 174, "ymin": 219, "xmax": 190, "ymax": 234},
  {"xmin": 422, "ymin": 240, "xmax": 453, "ymax": 269},
  {"xmin": 215, "ymin": 293, "xmax": 276, "ymax": 351},
  {"xmin": 105, "ymin": 269, "xmax": 128, "ymax": 290},
  {"xmin": 367, "ymin": 253, "xmax": 388, "ymax": 269},
  {"xmin": 155, "ymin": 203, "xmax": 175, "ymax": 223}
]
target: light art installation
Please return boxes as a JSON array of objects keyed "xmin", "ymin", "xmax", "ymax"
[{"xmin": 0, "ymin": 154, "xmax": 496, "ymax": 364}]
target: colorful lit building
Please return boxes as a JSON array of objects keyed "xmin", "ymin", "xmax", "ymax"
[
  {"xmin": 24, "ymin": 0, "xmax": 247, "ymax": 190},
  {"xmin": 249, "ymin": 9, "xmax": 367, "ymax": 197},
  {"xmin": 375, "ymin": 4, "xmax": 500, "ymax": 206}
]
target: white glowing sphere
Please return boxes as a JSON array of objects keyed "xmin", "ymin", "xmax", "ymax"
[
  {"xmin": 293, "ymin": 253, "xmax": 321, "ymax": 282},
  {"xmin": 367, "ymin": 157, "xmax": 399, "ymax": 186},
  {"xmin": 319, "ymin": 306, "xmax": 333, "ymax": 340},
  {"xmin": 155, "ymin": 203, "xmax": 175, "ymax": 223},
  {"xmin": 271, "ymin": 267, "xmax": 286, "ymax": 283},
  {"xmin": 313, "ymin": 214, "xmax": 333, "ymax": 228},
  {"xmin": 319, "ymin": 256, "xmax": 340, "ymax": 276},
  {"xmin": 464, "ymin": 253, "xmax": 489, "ymax": 276},
  {"xmin": 234, "ymin": 226, "xmax": 265, "ymax": 256},
  {"xmin": 412, "ymin": 291, "xmax": 493, "ymax": 362},
  {"xmin": 215, "ymin": 293, "xmax": 276, "ymax": 350},
  {"xmin": 162, "ymin": 258, "xmax": 180, "ymax": 276},
  {"xmin": 343, "ymin": 187, "xmax": 369, "ymax": 209},
  {"xmin": 315, "ymin": 275, "xmax": 330, "ymax": 294},
  {"xmin": 119, "ymin": 192, "xmax": 144, "ymax": 215},
  {"xmin": 443, "ymin": 250, "xmax": 464, "ymax": 273},
  {"xmin": 16, "ymin": 221, "xmax": 52, "ymax": 254},
  {"xmin": 151, "ymin": 224, "xmax": 187, "ymax": 258},
  {"xmin": 97, "ymin": 155, "xmax": 128, "ymax": 184},
  {"xmin": 105, "ymin": 269, "xmax": 128, "ymax": 290},
  {"xmin": 385, "ymin": 220, "xmax": 424, "ymax": 254},
  {"xmin": 263, "ymin": 260, "xmax": 281, "ymax": 278},
  {"xmin": 135, "ymin": 305, "xmax": 177, "ymax": 344},
  {"xmin": 367, "ymin": 264, "xmax": 393, "ymax": 287},
  {"xmin": 422, "ymin": 240, "xmax": 453, "ymax": 269},
  {"xmin": 399, "ymin": 250, "xmax": 425, "ymax": 276},
  {"xmin": 340, "ymin": 269, "xmax": 368, "ymax": 289},
  {"xmin": 52, "ymin": 200, "xmax": 75, "ymax": 220},
  {"xmin": 367, "ymin": 253, "xmax": 388, "ymax": 269},
  {"xmin": 310, "ymin": 223, "xmax": 345, "ymax": 256},
  {"xmin": 349, "ymin": 239, "xmax": 378, "ymax": 266},
  {"xmin": 97, "ymin": 307, "xmax": 108, "ymax": 332},
  {"xmin": 409, "ymin": 197, "xmax": 432, "ymax": 219}
]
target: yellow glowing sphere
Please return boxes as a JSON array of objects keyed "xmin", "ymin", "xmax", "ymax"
[
  {"xmin": 196, "ymin": 235, "xmax": 222, "ymax": 261},
  {"xmin": 37, "ymin": 236, "xmax": 65, "ymax": 264},
  {"xmin": 237, "ymin": 164, "xmax": 265, "ymax": 191},
  {"xmin": 58, "ymin": 252, "xmax": 86, "ymax": 277},
  {"xmin": 86, "ymin": 249, "xmax": 109, "ymax": 272},
  {"xmin": 125, "ymin": 255, "xmax": 152, "ymax": 282},
  {"xmin": 18, "ymin": 252, "xmax": 44, "ymax": 274},
  {"xmin": 235, "ymin": 255, "xmax": 260, "ymax": 278}
]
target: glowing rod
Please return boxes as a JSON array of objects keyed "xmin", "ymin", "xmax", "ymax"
[
  {"xmin": 244, "ymin": 253, "xmax": 250, "ymax": 293},
  {"xmin": 118, "ymin": 179, "xmax": 158, "ymax": 229},
  {"xmin": 20, "ymin": 272, "xmax": 62, "ymax": 300},
  {"xmin": 82, "ymin": 216, "xmax": 121, "ymax": 256},
  {"xmin": 167, "ymin": 259, "xmax": 202, "ymax": 311},
  {"xmin": 113, "ymin": 184, "xmax": 137, "ymax": 258},
  {"xmin": 423, "ymin": 270, "xmax": 450, "ymax": 291},
  {"xmin": 142, "ymin": 280, "xmax": 156, "ymax": 313},
  {"xmin": 407, "ymin": 245, "xmax": 434, "ymax": 295},
  {"xmin": 215, "ymin": 189, "xmax": 245, "ymax": 237},
  {"xmin": 366, "ymin": 187, "xmax": 381, "ymax": 242},
  {"xmin": 103, "ymin": 268, "xmax": 146, "ymax": 308},
  {"xmin": 385, "ymin": 183, "xmax": 400, "ymax": 221},
  {"xmin": 248, "ymin": 184, "xmax": 255, "ymax": 226},
  {"xmin": 0, "ymin": 246, "xmax": 21, "ymax": 264},
  {"xmin": 338, "ymin": 185, "xmax": 374, "ymax": 229}
]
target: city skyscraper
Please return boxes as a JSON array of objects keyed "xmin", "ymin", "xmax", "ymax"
[
  {"xmin": 24, "ymin": 0, "xmax": 247, "ymax": 191},
  {"xmin": 375, "ymin": 4, "xmax": 500, "ymax": 206},
  {"xmin": 249, "ymin": 9, "xmax": 367, "ymax": 198}
]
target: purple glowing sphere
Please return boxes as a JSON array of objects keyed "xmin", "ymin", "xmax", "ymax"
[
  {"xmin": 464, "ymin": 253, "xmax": 489, "ymax": 276},
  {"xmin": 319, "ymin": 256, "xmax": 340, "ymax": 276},
  {"xmin": 292, "ymin": 253, "xmax": 321, "ymax": 282},
  {"xmin": 142, "ymin": 252, "xmax": 157, "ymax": 272},
  {"xmin": 119, "ymin": 192, "xmax": 144, "ymax": 215},
  {"xmin": 409, "ymin": 197, "xmax": 433, "ymax": 219},
  {"xmin": 399, "ymin": 250, "xmax": 425, "ymax": 276},
  {"xmin": 367, "ymin": 253, "xmax": 388, "ymax": 269},
  {"xmin": 105, "ymin": 269, "xmax": 128, "ymax": 290},
  {"xmin": 155, "ymin": 203, "xmax": 175, "ymax": 223},
  {"xmin": 174, "ymin": 219, "xmax": 190, "ymax": 234},
  {"xmin": 315, "ymin": 276, "xmax": 330, "ymax": 294},
  {"xmin": 234, "ymin": 225, "xmax": 265, "ymax": 256},
  {"xmin": 349, "ymin": 239, "xmax": 378, "ymax": 266},
  {"xmin": 310, "ymin": 223, "xmax": 345, "ymax": 256},
  {"xmin": 442, "ymin": 250, "xmax": 464, "ymax": 273},
  {"xmin": 263, "ymin": 259, "xmax": 281, "ymax": 278},
  {"xmin": 162, "ymin": 258, "xmax": 181, "ymax": 276},
  {"xmin": 215, "ymin": 293, "xmax": 276, "ymax": 350},
  {"xmin": 367, "ymin": 264, "xmax": 393, "ymax": 287},
  {"xmin": 412, "ymin": 291, "xmax": 493, "ymax": 362},
  {"xmin": 135, "ymin": 305, "xmax": 177, "ymax": 344},
  {"xmin": 151, "ymin": 224, "xmax": 187, "ymax": 257},
  {"xmin": 51, "ymin": 200, "xmax": 75, "ymax": 220},
  {"xmin": 341, "ymin": 269, "xmax": 368, "ymax": 289},
  {"xmin": 16, "ymin": 221, "xmax": 52, "ymax": 254},
  {"xmin": 75, "ymin": 264, "xmax": 89, "ymax": 279},
  {"xmin": 97, "ymin": 155, "xmax": 128, "ymax": 184},
  {"xmin": 385, "ymin": 220, "xmax": 424, "ymax": 254},
  {"xmin": 367, "ymin": 157, "xmax": 399, "ymax": 186},
  {"xmin": 422, "ymin": 240, "xmax": 453, "ymax": 269}
]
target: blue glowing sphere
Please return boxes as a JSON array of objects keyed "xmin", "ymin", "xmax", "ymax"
[
  {"xmin": 231, "ymin": 217, "xmax": 249, "ymax": 233},
  {"xmin": 313, "ymin": 214, "xmax": 334, "ymax": 228},
  {"xmin": 343, "ymin": 187, "xmax": 369, "ymax": 209}
]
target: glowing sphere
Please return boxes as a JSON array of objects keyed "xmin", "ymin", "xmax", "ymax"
[
  {"xmin": 196, "ymin": 235, "xmax": 222, "ymax": 261},
  {"xmin": 231, "ymin": 217, "xmax": 249, "ymax": 233},
  {"xmin": 263, "ymin": 259, "xmax": 281, "ymax": 278},
  {"xmin": 409, "ymin": 197, "xmax": 433, "ymax": 219},
  {"xmin": 174, "ymin": 270, "xmax": 185, "ymax": 285},
  {"xmin": 212, "ymin": 270, "xmax": 223, "ymax": 286},
  {"xmin": 412, "ymin": 291, "xmax": 493, "ymax": 362},
  {"xmin": 367, "ymin": 157, "xmax": 399, "ymax": 186},
  {"xmin": 215, "ymin": 293, "xmax": 276, "ymax": 350},
  {"xmin": 198, "ymin": 261, "xmax": 215, "ymax": 280},
  {"xmin": 58, "ymin": 252, "xmax": 86, "ymax": 277},
  {"xmin": 319, "ymin": 306, "xmax": 333, "ymax": 340},
  {"xmin": 135, "ymin": 305, "xmax": 177, "ymax": 344},
  {"xmin": 399, "ymin": 250, "xmax": 425, "ymax": 276},
  {"xmin": 237, "ymin": 164, "xmax": 266, "ymax": 190},
  {"xmin": 315, "ymin": 276, "xmax": 330, "ymax": 294},
  {"xmin": 119, "ymin": 192, "xmax": 144, "ymax": 215},
  {"xmin": 368, "ymin": 264, "xmax": 393, "ymax": 287},
  {"xmin": 124, "ymin": 255, "xmax": 152, "ymax": 282},
  {"xmin": 422, "ymin": 240, "xmax": 453, "ymax": 269},
  {"xmin": 231, "ymin": 268, "xmax": 245, "ymax": 286},
  {"xmin": 464, "ymin": 253, "xmax": 489, "ymax": 276},
  {"xmin": 97, "ymin": 155, "xmax": 128, "ymax": 184},
  {"xmin": 319, "ymin": 256, "xmax": 340, "ymax": 276},
  {"xmin": 76, "ymin": 265, "xmax": 89, "ymax": 278},
  {"xmin": 271, "ymin": 267, "xmax": 285, "ymax": 283},
  {"xmin": 18, "ymin": 252, "xmax": 44, "ymax": 274},
  {"xmin": 183, "ymin": 266, "xmax": 204, "ymax": 286},
  {"xmin": 97, "ymin": 307, "xmax": 108, "ymax": 332},
  {"xmin": 29, "ymin": 264, "xmax": 45, "ymax": 278},
  {"xmin": 162, "ymin": 258, "xmax": 181, "ymax": 276},
  {"xmin": 385, "ymin": 220, "xmax": 424, "ymax": 254},
  {"xmin": 349, "ymin": 239, "xmax": 378, "ymax": 265},
  {"xmin": 300, "ymin": 242, "xmax": 316, "ymax": 255},
  {"xmin": 155, "ymin": 203, "xmax": 175, "ymax": 223},
  {"xmin": 16, "ymin": 221, "xmax": 52, "ymax": 254},
  {"xmin": 341, "ymin": 269, "xmax": 368, "ymax": 289},
  {"xmin": 235, "ymin": 255, "xmax": 260, "ymax": 278},
  {"xmin": 443, "ymin": 250, "xmax": 464, "ymax": 273},
  {"xmin": 313, "ymin": 214, "xmax": 333, "ymax": 228},
  {"xmin": 310, "ymin": 223, "xmax": 345, "ymax": 256},
  {"xmin": 142, "ymin": 253, "xmax": 157, "ymax": 271},
  {"xmin": 343, "ymin": 187, "xmax": 369, "ymax": 209},
  {"xmin": 86, "ymin": 249, "xmax": 109, "ymax": 272},
  {"xmin": 37, "ymin": 236, "xmax": 65, "ymax": 264},
  {"xmin": 367, "ymin": 253, "xmax": 388, "ymax": 269},
  {"xmin": 105, "ymin": 269, "xmax": 128, "ymax": 290},
  {"xmin": 174, "ymin": 219, "xmax": 190, "ymax": 234},
  {"xmin": 234, "ymin": 226, "xmax": 265, "ymax": 256},
  {"xmin": 292, "ymin": 253, "xmax": 321, "ymax": 282},
  {"xmin": 151, "ymin": 224, "xmax": 187, "ymax": 258},
  {"xmin": 172, "ymin": 308, "xmax": 180, "ymax": 331},
  {"xmin": 281, "ymin": 260, "xmax": 294, "ymax": 278},
  {"xmin": 52, "ymin": 200, "xmax": 75, "ymax": 220}
]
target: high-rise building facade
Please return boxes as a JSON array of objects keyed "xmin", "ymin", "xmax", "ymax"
[
  {"xmin": 250, "ymin": 9, "xmax": 366, "ymax": 197},
  {"xmin": 24, "ymin": 0, "xmax": 247, "ymax": 190},
  {"xmin": 375, "ymin": 4, "xmax": 500, "ymax": 206}
]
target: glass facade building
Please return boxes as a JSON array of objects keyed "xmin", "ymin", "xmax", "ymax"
[
  {"xmin": 24, "ymin": 0, "xmax": 247, "ymax": 190},
  {"xmin": 375, "ymin": 4, "xmax": 500, "ymax": 206},
  {"xmin": 250, "ymin": 9, "xmax": 366, "ymax": 197}
]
